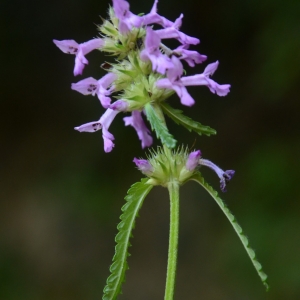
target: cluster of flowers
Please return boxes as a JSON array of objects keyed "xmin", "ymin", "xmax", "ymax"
[
  {"xmin": 53, "ymin": 0, "xmax": 230, "ymax": 151},
  {"xmin": 134, "ymin": 149, "xmax": 235, "ymax": 192},
  {"xmin": 53, "ymin": 0, "xmax": 234, "ymax": 191}
]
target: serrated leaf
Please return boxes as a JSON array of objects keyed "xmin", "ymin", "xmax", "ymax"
[
  {"xmin": 190, "ymin": 172, "xmax": 269, "ymax": 291},
  {"xmin": 160, "ymin": 102, "xmax": 216, "ymax": 136},
  {"xmin": 144, "ymin": 103, "xmax": 177, "ymax": 148},
  {"xmin": 102, "ymin": 178, "xmax": 153, "ymax": 300}
]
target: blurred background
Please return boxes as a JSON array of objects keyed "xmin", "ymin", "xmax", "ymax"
[{"xmin": 1, "ymin": 0, "xmax": 300, "ymax": 299}]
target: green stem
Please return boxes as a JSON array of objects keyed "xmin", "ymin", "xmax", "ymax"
[{"xmin": 164, "ymin": 181, "xmax": 180, "ymax": 300}]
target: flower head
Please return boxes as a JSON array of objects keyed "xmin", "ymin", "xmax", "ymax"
[{"xmin": 53, "ymin": 39, "xmax": 104, "ymax": 75}]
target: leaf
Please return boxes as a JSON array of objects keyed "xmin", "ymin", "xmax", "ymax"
[
  {"xmin": 191, "ymin": 172, "xmax": 269, "ymax": 291},
  {"xmin": 160, "ymin": 102, "xmax": 216, "ymax": 136},
  {"xmin": 102, "ymin": 179, "xmax": 153, "ymax": 300},
  {"xmin": 144, "ymin": 103, "xmax": 177, "ymax": 148}
]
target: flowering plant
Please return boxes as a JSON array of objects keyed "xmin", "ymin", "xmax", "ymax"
[{"xmin": 54, "ymin": 0, "xmax": 268, "ymax": 298}]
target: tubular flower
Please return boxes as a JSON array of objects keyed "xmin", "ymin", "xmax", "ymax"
[
  {"xmin": 156, "ymin": 56, "xmax": 195, "ymax": 106},
  {"xmin": 112, "ymin": 0, "xmax": 142, "ymax": 34},
  {"xmin": 141, "ymin": 0, "xmax": 174, "ymax": 28},
  {"xmin": 74, "ymin": 109, "xmax": 120, "ymax": 153},
  {"xmin": 199, "ymin": 158, "xmax": 235, "ymax": 192},
  {"xmin": 71, "ymin": 73, "xmax": 117, "ymax": 108},
  {"xmin": 155, "ymin": 14, "xmax": 200, "ymax": 46},
  {"xmin": 124, "ymin": 111, "xmax": 153, "ymax": 148},
  {"xmin": 172, "ymin": 45, "xmax": 207, "ymax": 67},
  {"xmin": 157, "ymin": 57, "xmax": 230, "ymax": 106},
  {"xmin": 53, "ymin": 39, "xmax": 104, "ymax": 75},
  {"xmin": 140, "ymin": 27, "xmax": 173, "ymax": 75}
]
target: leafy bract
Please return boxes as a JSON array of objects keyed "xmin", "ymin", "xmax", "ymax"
[
  {"xmin": 160, "ymin": 102, "xmax": 216, "ymax": 136},
  {"xmin": 191, "ymin": 172, "xmax": 269, "ymax": 291},
  {"xmin": 145, "ymin": 103, "xmax": 177, "ymax": 148},
  {"xmin": 102, "ymin": 178, "xmax": 153, "ymax": 300}
]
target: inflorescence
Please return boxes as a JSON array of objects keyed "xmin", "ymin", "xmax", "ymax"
[{"xmin": 53, "ymin": 0, "xmax": 234, "ymax": 191}]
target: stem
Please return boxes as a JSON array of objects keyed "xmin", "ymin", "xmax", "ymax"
[{"xmin": 164, "ymin": 181, "xmax": 180, "ymax": 300}]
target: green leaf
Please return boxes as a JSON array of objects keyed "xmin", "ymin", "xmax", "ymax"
[
  {"xmin": 160, "ymin": 102, "xmax": 216, "ymax": 136},
  {"xmin": 144, "ymin": 103, "xmax": 177, "ymax": 148},
  {"xmin": 191, "ymin": 172, "xmax": 269, "ymax": 291},
  {"xmin": 102, "ymin": 179, "xmax": 153, "ymax": 300}
]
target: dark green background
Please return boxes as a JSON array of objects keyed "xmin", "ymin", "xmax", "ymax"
[{"xmin": 1, "ymin": 0, "xmax": 299, "ymax": 299}]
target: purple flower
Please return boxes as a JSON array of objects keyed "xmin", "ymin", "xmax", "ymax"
[
  {"xmin": 74, "ymin": 108, "xmax": 119, "ymax": 152},
  {"xmin": 140, "ymin": 27, "xmax": 173, "ymax": 75},
  {"xmin": 133, "ymin": 158, "xmax": 153, "ymax": 176},
  {"xmin": 199, "ymin": 158, "xmax": 235, "ymax": 192},
  {"xmin": 112, "ymin": 0, "xmax": 142, "ymax": 34},
  {"xmin": 71, "ymin": 73, "xmax": 117, "ymax": 108},
  {"xmin": 173, "ymin": 45, "xmax": 207, "ymax": 67},
  {"xmin": 155, "ymin": 14, "xmax": 200, "ymax": 46},
  {"xmin": 123, "ymin": 110, "xmax": 153, "ymax": 148},
  {"xmin": 186, "ymin": 150, "xmax": 201, "ymax": 171},
  {"xmin": 110, "ymin": 100, "xmax": 129, "ymax": 112},
  {"xmin": 156, "ymin": 58, "xmax": 231, "ymax": 106},
  {"xmin": 53, "ymin": 39, "xmax": 104, "ymax": 76},
  {"xmin": 181, "ymin": 61, "xmax": 231, "ymax": 96},
  {"xmin": 156, "ymin": 56, "xmax": 195, "ymax": 106},
  {"xmin": 141, "ymin": 0, "xmax": 174, "ymax": 28}
]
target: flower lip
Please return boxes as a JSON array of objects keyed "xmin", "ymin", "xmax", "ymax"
[{"xmin": 53, "ymin": 38, "xmax": 104, "ymax": 76}]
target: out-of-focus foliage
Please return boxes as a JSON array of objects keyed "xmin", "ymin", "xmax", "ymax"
[{"xmin": 1, "ymin": 0, "xmax": 299, "ymax": 299}]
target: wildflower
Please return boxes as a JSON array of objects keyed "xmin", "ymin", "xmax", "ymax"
[
  {"xmin": 172, "ymin": 45, "xmax": 207, "ymax": 67},
  {"xmin": 199, "ymin": 158, "xmax": 235, "ymax": 192},
  {"xmin": 74, "ymin": 109, "xmax": 119, "ymax": 152},
  {"xmin": 140, "ymin": 27, "xmax": 173, "ymax": 75},
  {"xmin": 112, "ymin": 0, "xmax": 143, "ymax": 34},
  {"xmin": 71, "ymin": 73, "xmax": 117, "ymax": 108},
  {"xmin": 156, "ymin": 56, "xmax": 195, "ymax": 106},
  {"xmin": 155, "ymin": 14, "xmax": 200, "ymax": 45},
  {"xmin": 156, "ymin": 57, "xmax": 231, "ymax": 106},
  {"xmin": 141, "ymin": 0, "xmax": 174, "ymax": 28},
  {"xmin": 124, "ymin": 111, "xmax": 153, "ymax": 148},
  {"xmin": 53, "ymin": 39, "xmax": 104, "ymax": 76}
]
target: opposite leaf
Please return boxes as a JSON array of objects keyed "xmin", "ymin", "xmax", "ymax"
[
  {"xmin": 144, "ymin": 103, "xmax": 177, "ymax": 148},
  {"xmin": 160, "ymin": 102, "xmax": 216, "ymax": 136},
  {"xmin": 191, "ymin": 172, "xmax": 269, "ymax": 291},
  {"xmin": 102, "ymin": 178, "xmax": 153, "ymax": 300}
]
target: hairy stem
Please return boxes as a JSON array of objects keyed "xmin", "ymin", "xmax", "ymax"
[{"xmin": 164, "ymin": 181, "xmax": 180, "ymax": 300}]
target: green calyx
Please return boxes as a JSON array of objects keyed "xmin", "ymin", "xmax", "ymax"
[{"xmin": 143, "ymin": 146, "xmax": 198, "ymax": 187}]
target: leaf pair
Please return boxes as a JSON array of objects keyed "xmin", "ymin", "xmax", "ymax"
[
  {"xmin": 102, "ymin": 175, "xmax": 268, "ymax": 299},
  {"xmin": 145, "ymin": 102, "xmax": 216, "ymax": 149}
]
